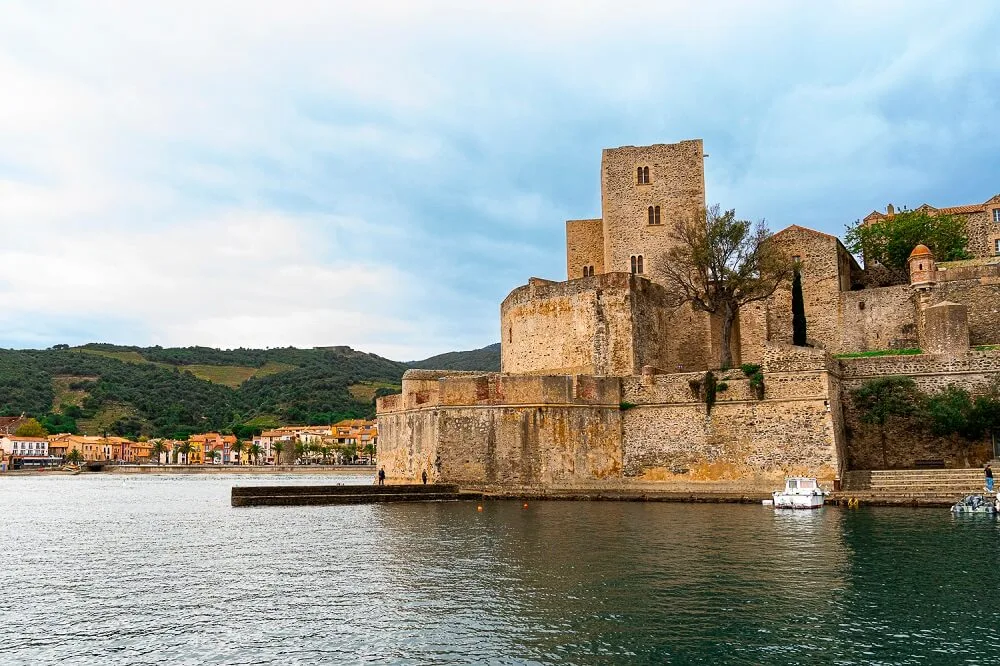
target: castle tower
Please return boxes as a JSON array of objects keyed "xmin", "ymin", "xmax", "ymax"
[
  {"xmin": 599, "ymin": 140, "xmax": 706, "ymax": 283},
  {"xmin": 908, "ymin": 244, "xmax": 936, "ymax": 292}
]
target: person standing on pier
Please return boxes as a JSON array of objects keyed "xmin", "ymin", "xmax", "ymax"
[
  {"xmin": 986, "ymin": 464, "xmax": 994, "ymax": 493},
  {"xmin": 378, "ymin": 467, "xmax": 386, "ymax": 485},
  {"xmin": 422, "ymin": 470, "xmax": 428, "ymax": 485}
]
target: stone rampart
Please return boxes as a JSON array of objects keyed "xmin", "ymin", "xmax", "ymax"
[
  {"xmin": 379, "ymin": 361, "xmax": 844, "ymax": 493},
  {"xmin": 500, "ymin": 272, "xmax": 710, "ymax": 376}
]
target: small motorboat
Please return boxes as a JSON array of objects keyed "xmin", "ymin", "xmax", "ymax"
[
  {"xmin": 771, "ymin": 477, "xmax": 827, "ymax": 509},
  {"xmin": 950, "ymin": 494, "xmax": 1000, "ymax": 514}
]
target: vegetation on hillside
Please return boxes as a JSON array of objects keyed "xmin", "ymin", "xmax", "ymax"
[
  {"xmin": 0, "ymin": 342, "xmax": 500, "ymax": 440},
  {"xmin": 408, "ymin": 343, "xmax": 500, "ymax": 372}
]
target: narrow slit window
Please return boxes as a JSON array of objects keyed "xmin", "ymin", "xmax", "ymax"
[
  {"xmin": 637, "ymin": 255, "xmax": 644, "ymax": 274},
  {"xmin": 642, "ymin": 166, "xmax": 649, "ymax": 183},
  {"xmin": 654, "ymin": 206, "xmax": 661, "ymax": 225},
  {"xmin": 647, "ymin": 206, "xmax": 654, "ymax": 225},
  {"xmin": 630, "ymin": 256, "xmax": 637, "ymax": 274}
]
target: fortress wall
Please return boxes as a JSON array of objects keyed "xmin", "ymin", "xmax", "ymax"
[
  {"xmin": 767, "ymin": 228, "xmax": 849, "ymax": 352},
  {"xmin": 500, "ymin": 274, "xmax": 636, "ymax": 375},
  {"xmin": 839, "ymin": 286, "xmax": 918, "ymax": 352},
  {"xmin": 500, "ymin": 273, "xmax": 699, "ymax": 376},
  {"xmin": 600, "ymin": 140, "xmax": 705, "ymax": 282},
  {"xmin": 620, "ymin": 395, "xmax": 838, "ymax": 485},
  {"xmin": 565, "ymin": 218, "xmax": 605, "ymax": 280},
  {"xmin": 736, "ymin": 301, "xmax": 769, "ymax": 365},
  {"xmin": 837, "ymin": 351, "xmax": 1000, "ymax": 469},
  {"xmin": 933, "ymin": 279, "xmax": 1000, "ymax": 346}
]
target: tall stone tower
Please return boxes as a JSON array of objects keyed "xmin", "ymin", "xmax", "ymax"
[{"xmin": 600, "ymin": 139, "xmax": 706, "ymax": 283}]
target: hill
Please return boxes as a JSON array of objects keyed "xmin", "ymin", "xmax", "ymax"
[
  {"xmin": 0, "ymin": 342, "xmax": 501, "ymax": 439},
  {"xmin": 408, "ymin": 343, "xmax": 501, "ymax": 372}
]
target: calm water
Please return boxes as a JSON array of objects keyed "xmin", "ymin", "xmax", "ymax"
[{"xmin": 3, "ymin": 475, "xmax": 1000, "ymax": 665}]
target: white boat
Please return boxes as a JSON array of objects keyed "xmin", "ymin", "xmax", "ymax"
[
  {"xmin": 950, "ymin": 494, "xmax": 1000, "ymax": 514},
  {"xmin": 771, "ymin": 477, "xmax": 827, "ymax": 509}
]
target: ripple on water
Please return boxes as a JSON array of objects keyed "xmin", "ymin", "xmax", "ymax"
[{"xmin": 4, "ymin": 476, "xmax": 1000, "ymax": 664}]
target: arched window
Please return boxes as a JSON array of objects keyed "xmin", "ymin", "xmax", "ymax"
[
  {"xmin": 647, "ymin": 206, "xmax": 654, "ymax": 225},
  {"xmin": 637, "ymin": 255, "xmax": 644, "ymax": 274},
  {"xmin": 582, "ymin": 265, "xmax": 594, "ymax": 278},
  {"xmin": 637, "ymin": 166, "xmax": 650, "ymax": 184},
  {"xmin": 630, "ymin": 256, "xmax": 637, "ymax": 274},
  {"xmin": 654, "ymin": 206, "xmax": 661, "ymax": 225},
  {"xmin": 637, "ymin": 167, "xmax": 643, "ymax": 183},
  {"xmin": 642, "ymin": 166, "xmax": 649, "ymax": 183}
]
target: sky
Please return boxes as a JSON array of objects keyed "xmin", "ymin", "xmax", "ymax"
[{"xmin": 1, "ymin": 1, "xmax": 998, "ymax": 360}]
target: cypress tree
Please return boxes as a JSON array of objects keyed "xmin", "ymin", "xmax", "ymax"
[{"xmin": 792, "ymin": 267, "xmax": 807, "ymax": 346}]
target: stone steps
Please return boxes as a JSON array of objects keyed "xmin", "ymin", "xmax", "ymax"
[{"xmin": 843, "ymin": 468, "xmax": 988, "ymax": 494}]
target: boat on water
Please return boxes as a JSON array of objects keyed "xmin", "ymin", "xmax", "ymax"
[
  {"xmin": 770, "ymin": 477, "xmax": 827, "ymax": 509},
  {"xmin": 950, "ymin": 494, "xmax": 1000, "ymax": 514}
]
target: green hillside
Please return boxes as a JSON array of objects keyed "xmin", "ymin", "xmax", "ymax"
[
  {"xmin": 408, "ymin": 343, "xmax": 500, "ymax": 371},
  {"xmin": 0, "ymin": 342, "xmax": 500, "ymax": 439}
]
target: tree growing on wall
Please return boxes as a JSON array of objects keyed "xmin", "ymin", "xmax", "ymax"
[
  {"xmin": 791, "ymin": 265, "xmax": 807, "ymax": 346},
  {"xmin": 851, "ymin": 376, "xmax": 923, "ymax": 469},
  {"xmin": 659, "ymin": 205, "xmax": 794, "ymax": 369},
  {"xmin": 844, "ymin": 208, "xmax": 970, "ymax": 281}
]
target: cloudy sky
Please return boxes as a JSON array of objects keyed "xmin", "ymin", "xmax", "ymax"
[{"xmin": 1, "ymin": 1, "xmax": 998, "ymax": 360}]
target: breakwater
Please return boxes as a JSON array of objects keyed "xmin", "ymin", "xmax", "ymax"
[{"xmin": 231, "ymin": 483, "xmax": 481, "ymax": 506}]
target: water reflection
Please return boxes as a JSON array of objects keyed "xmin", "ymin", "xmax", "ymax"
[{"xmin": 4, "ymin": 477, "xmax": 1000, "ymax": 664}]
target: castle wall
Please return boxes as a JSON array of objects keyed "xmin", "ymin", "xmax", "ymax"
[
  {"xmin": 839, "ymin": 286, "xmax": 919, "ymax": 351},
  {"xmin": 933, "ymin": 275, "xmax": 1000, "ymax": 346},
  {"xmin": 962, "ymin": 198, "xmax": 1000, "ymax": 259},
  {"xmin": 838, "ymin": 351, "xmax": 1000, "ymax": 469},
  {"xmin": 600, "ymin": 140, "xmax": 705, "ymax": 283},
  {"xmin": 378, "ymin": 346, "xmax": 845, "ymax": 494},
  {"xmin": 767, "ymin": 226, "xmax": 854, "ymax": 353},
  {"xmin": 565, "ymin": 218, "xmax": 605, "ymax": 280},
  {"xmin": 500, "ymin": 272, "xmax": 710, "ymax": 377}
]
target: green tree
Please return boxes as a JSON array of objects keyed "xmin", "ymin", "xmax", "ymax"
[
  {"xmin": 175, "ymin": 441, "xmax": 193, "ymax": 465},
  {"xmin": 926, "ymin": 385, "xmax": 982, "ymax": 466},
  {"xmin": 151, "ymin": 440, "xmax": 167, "ymax": 465},
  {"xmin": 791, "ymin": 266, "xmax": 807, "ymax": 346},
  {"xmin": 851, "ymin": 376, "xmax": 924, "ymax": 469},
  {"xmin": 844, "ymin": 208, "xmax": 970, "ymax": 281},
  {"xmin": 231, "ymin": 440, "xmax": 245, "ymax": 465},
  {"xmin": 66, "ymin": 448, "xmax": 83, "ymax": 465},
  {"xmin": 272, "ymin": 441, "xmax": 285, "ymax": 466},
  {"xmin": 248, "ymin": 442, "xmax": 262, "ymax": 465},
  {"xmin": 14, "ymin": 418, "xmax": 48, "ymax": 437},
  {"xmin": 660, "ymin": 205, "xmax": 793, "ymax": 369}
]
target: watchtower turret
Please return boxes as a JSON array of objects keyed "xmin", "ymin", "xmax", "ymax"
[{"xmin": 908, "ymin": 244, "xmax": 936, "ymax": 291}]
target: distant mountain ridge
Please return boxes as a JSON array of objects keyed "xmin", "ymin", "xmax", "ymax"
[
  {"xmin": 408, "ymin": 343, "xmax": 501, "ymax": 372},
  {"xmin": 0, "ymin": 342, "xmax": 501, "ymax": 439}
]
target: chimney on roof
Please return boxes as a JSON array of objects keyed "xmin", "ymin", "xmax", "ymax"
[{"xmin": 887, "ymin": 203, "xmax": 895, "ymax": 216}]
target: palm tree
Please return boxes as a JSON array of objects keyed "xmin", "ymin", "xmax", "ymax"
[
  {"xmin": 151, "ymin": 441, "xmax": 167, "ymax": 465},
  {"xmin": 295, "ymin": 441, "xmax": 306, "ymax": 464},
  {"xmin": 231, "ymin": 440, "xmax": 246, "ymax": 465},
  {"xmin": 66, "ymin": 449, "xmax": 83, "ymax": 465},
  {"xmin": 272, "ymin": 441, "xmax": 285, "ymax": 466},
  {"xmin": 248, "ymin": 443, "xmax": 262, "ymax": 465},
  {"xmin": 175, "ymin": 441, "xmax": 193, "ymax": 465},
  {"xmin": 321, "ymin": 445, "xmax": 331, "ymax": 465}
]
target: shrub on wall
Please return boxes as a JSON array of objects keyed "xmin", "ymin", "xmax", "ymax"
[
  {"xmin": 741, "ymin": 364, "xmax": 765, "ymax": 400},
  {"xmin": 704, "ymin": 371, "xmax": 717, "ymax": 414}
]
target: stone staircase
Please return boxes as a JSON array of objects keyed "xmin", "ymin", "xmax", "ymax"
[{"xmin": 840, "ymin": 468, "xmax": 987, "ymax": 503}]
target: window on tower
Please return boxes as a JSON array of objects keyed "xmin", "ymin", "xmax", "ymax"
[
  {"xmin": 630, "ymin": 255, "xmax": 644, "ymax": 274},
  {"xmin": 637, "ymin": 166, "xmax": 649, "ymax": 184}
]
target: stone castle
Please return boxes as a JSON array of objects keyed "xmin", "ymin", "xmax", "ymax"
[{"xmin": 378, "ymin": 139, "xmax": 1000, "ymax": 493}]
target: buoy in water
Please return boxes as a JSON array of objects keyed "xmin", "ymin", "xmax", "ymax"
[
  {"xmin": 522, "ymin": 503, "xmax": 529, "ymax": 509},
  {"xmin": 477, "ymin": 505, "xmax": 483, "ymax": 512}
]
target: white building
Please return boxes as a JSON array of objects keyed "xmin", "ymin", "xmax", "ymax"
[{"xmin": 4, "ymin": 436, "xmax": 50, "ymax": 457}]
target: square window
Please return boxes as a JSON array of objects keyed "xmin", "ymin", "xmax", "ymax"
[
  {"xmin": 995, "ymin": 239, "xmax": 1000, "ymax": 256},
  {"xmin": 994, "ymin": 209, "xmax": 1000, "ymax": 223}
]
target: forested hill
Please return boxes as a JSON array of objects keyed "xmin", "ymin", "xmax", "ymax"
[
  {"xmin": 0, "ymin": 342, "xmax": 499, "ymax": 439},
  {"xmin": 407, "ymin": 343, "xmax": 501, "ymax": 371}
]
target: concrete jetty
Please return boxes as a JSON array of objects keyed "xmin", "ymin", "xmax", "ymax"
[{"xmin": 231, "ymin": 483, "xmax": 482, "ymax": 507}]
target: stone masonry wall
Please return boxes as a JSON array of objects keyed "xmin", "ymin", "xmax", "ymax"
[
  {"xmin": 838, "ymin": 351, "xmax": 1000, "ymax": 469},
  {"xmin": 378, "ymin": 354, "xmax": 844, "ymax": 494},
  {"xmin": 500, "ymin": 272, "xmax": 710, "ymax": 377},
  {"xmin": 565, "ymin": 218, "xmax": 605, "ymax": 280},
  {"xmin": 934, "ymin": 278, "xmax": 1000, "ymax": 346},
  {"xmin": 600, "ymin": 140, "xmax": 705, "ymax": 283},
  {"xmin": 839, "ymin": 286, "xmax": 919, "ymax": 351}
]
